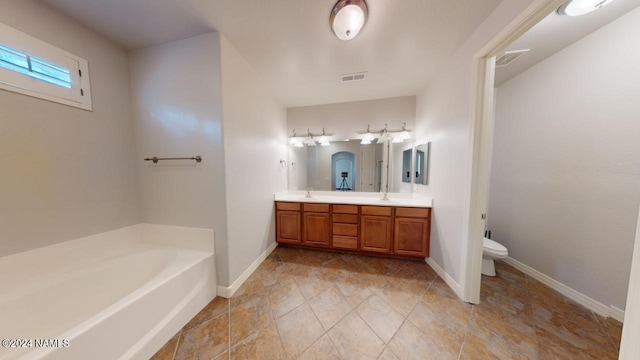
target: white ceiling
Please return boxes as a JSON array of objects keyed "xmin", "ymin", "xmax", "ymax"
[
  {"xmin": 495, "ymin": 0, "xmax": 640, "ymax": 86},
  {"xmin": 40, "ymin": 0, "xmax": 502, "ymax": 107}
]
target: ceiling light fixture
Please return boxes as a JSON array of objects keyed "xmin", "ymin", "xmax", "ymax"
[
  {"xmin": 330, "ymin": 0, "xmax": 369, "ymax": 41},
  {"xmin": 558, "ymin": 0, "xmax": 614, "ymax": 16}
]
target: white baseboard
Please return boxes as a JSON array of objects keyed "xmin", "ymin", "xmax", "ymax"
[
  {"xmin": 425, "ymin": 257, "xmax": 463, "ymax": 300},
  {"xmin": 217, "ymin": 242, "xmax": 278, "ymax": 298},
  {"xmin": 503, "ymin": 257, "xmax": 624, "ymax": 323}
]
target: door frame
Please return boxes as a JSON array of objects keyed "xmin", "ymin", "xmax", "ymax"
[{"xmin": 462, "ymin": 0, "xmax": 567, "ymax": 304}]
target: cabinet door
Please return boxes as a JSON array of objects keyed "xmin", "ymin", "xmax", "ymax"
[
  {"xmin": 303, "ymin": 212, "xmax": 331, "ymax": 247},
  {"xmin": 360, "ymin": 215, "xmax": 392, "ymax": 253},
  {"xmin": 277, "ymin": 211, "xmax": 301, "ymax": 244},
  {"xmin": 394, "ymin": 217, "xmax": 429, "ymax": 257}
]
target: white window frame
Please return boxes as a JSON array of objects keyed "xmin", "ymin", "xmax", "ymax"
[{"xmin": 0, "ymin": 22, "xmax": 92, "ymax": 111}]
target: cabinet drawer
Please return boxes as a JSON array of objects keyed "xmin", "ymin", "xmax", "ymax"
[
  {"xmin": 276, "ymin": 202, "xmax": 300, "ymax": 211},
  {"xmin": 361, "ymin": 206, "xmax": 392, "ymax": 216},
  {"xmin": 304, "ymin": 203, "xmax": 330, "ymax": 213},
  {"xmin": 333, "ymin": 236, "xmax": 358, "ymax": 249},
  {"xmin": 333, "ymin": 223, "xmax": 358, "ymax": 237},
  {"xmin": 333, "ymin": 214, "xmax": 358, "ymax": 224},
  {"xmin": 395, "ymin": 207, "xmax": 430, "ymax": 218},
  {"xmin": 333, "ymin": 204, "xmax": 358, "ymax": 214}
]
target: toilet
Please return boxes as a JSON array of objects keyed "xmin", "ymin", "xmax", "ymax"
[{"xmin": 482, "ymin": 237, "xmax": 508, "ymax": 276}]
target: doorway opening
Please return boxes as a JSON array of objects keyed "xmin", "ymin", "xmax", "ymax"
[
  {"xmin": 465, "ymin": 0, "xmax": 640, "ymax": 358},
  {"xmin": 332, "ymin": 151, "xmax": 356, "ymax": 191}
]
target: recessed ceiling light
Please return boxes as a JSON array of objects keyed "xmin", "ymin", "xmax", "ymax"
[
  {"xmin": 330, "ymin": 0, "xmax": 368, "ymax": 41},
  {"xmin": 558, "ymin": 0, "xmax": 614, "ymax": 16}
]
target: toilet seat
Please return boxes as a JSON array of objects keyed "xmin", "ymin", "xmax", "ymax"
[{"xmin": 483, "ymin": 238, "xmax": 508, "ymax": 257}]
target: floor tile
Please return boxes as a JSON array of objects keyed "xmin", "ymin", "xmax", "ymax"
[
  {"xmin": 407, "ymin": 300, "xmax": 467, "ymax": 358},
  {"xmin": 361, "ymin": 257, "xmax": 407, "ymax": 276},
  {"xmin": 390, "ymin": 262, "xmax": 436, "ymax": 297},
  {"xmin": 531, "ymin": 301, "xmax": 613, "ymax": 355},
  {"xmin": 230, "ymin": 296, "xmax": 273, "ymax": 345},
  {"xmin": 328, "ymin": 312, "xmax": 385, "ymax": 360},
  {"xmin": 373, "ymin": 278, "xmax": 420, "ymax": 317},
  {"xmin": 154, "ymin": 247, "xmax": 622, "ymax": 360},
  {"xmin": 174, "ymin": 314, "xmax": 229, "ymax": 360},
  {"xmin": 309, "ymin": 286, "xmax": 355, "ymax": 330},
  {"xmin": 536, "ymin": 326, "xmax": 617, "ymax": 360},
  {"xmin": 272, "ymin": 246, "xmax": 307, "ymax": 263},
  {"xmin": 231, "ymin": 276, "xmax": 268, "ymax": 309},
  {"xmin": 459, "ymin": 316, "xmax": 537, "ymax": 360},
  {"xmin": 297, "ymin": 334, "xmax": 342, "ymax": 360},
  {"xmin": 377, "ymin": 347, "xmax": 399, "ymax": 360},
  {"xmin": 422, "ymin": 277, "xmax": 472, "ymax": 321},
  {"xmin": 388, "ymin": 320, "xmax": 457, "ymax": 360},
  {"xmin": 230, "ymin": 322, "xmax": 284, "ymax": 360},
  {"xmin": 396, "ymin": 260, "xmax": 438, "ymax": 282},
  {"xmin": 293, "ymin": 266, "xmax": 337, "ymax": 300},
  {"xmin": 150, "ymin": 331, "xmax": 180, "ymax": 360},
  {"xmin": 332, "ymin": 272, "xmax": 375, "ymax": 308},
  {"xmin": 184, "ymin": 297, "xmax": 228, "ymax": 330},
  {"xmin": 251, "ymin": 254, "xmax": 287, "ymax": 280},
  {"xmin": 599, "ymin": 315, "xmax": 623, "ymax": 350},
  {"xmin": 266, "ymin": 279, "xmax": 306, "ymax": 319},
  {"xmin": 276, "ymin": 303, "xmax": 325, "ymax": 360},
  {"xmin": 356, "ymin": 295, "xmax": 404, "ymax": 343}
]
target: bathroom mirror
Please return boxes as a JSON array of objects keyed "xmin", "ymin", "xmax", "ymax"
[
  {"xmin": 401, "ymin": 149, "xmax": 412, "ymax": 183},
  {"xmin": 414, "ymin": 142, "xmax": 430, "ymax": 185},
  {"xmin": 288, "ymin": 140, "xmax": 387, "ymax": 192}
]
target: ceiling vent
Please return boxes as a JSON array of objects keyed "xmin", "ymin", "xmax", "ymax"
[
  {"xmin": 495, "ymin": 49, "xmax": 530, "ymax": 68},
  {"xmin": 342, "ymin": 72, "xmax": 367, "ymax": 82}
]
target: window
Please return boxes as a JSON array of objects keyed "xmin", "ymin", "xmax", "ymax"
[{"xmin": 0, "ymin": 22, "xmax": 92, "ymax": 110}]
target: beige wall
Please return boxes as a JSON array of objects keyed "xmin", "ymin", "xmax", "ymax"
[
  {"xmin": 129, "ymin": 33, "xmax": 230, "ymax": 283},
  {"xmin": 220, "ymin": 36, "xmax": 288, "ymax": 286},
  {"xmin": 489, "ymin": 8, "xmax": 640, "ymax": 309},
  {"xmin": 0, "ymin": 0, "xmax": 139, "ymax": 256}
]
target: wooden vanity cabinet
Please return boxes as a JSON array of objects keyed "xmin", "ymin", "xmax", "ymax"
[
  {"xmin": 360, "ymin": 206, "xmax": 393, "ymax": 253},
  {"xmin": 276, "ymin": 202, "xmax": 301, "ymax": 244},
  {"xmin": 275, "ymin": 201, "xmax": 431, "ymax": 259},
  {"xmin": 394, "ymin": 207, "xmax": 431, "ymax": 257},
  {"xmin": 302, "ymin": 203, "xmax": 331, "ymax": 247},
  {"xmin": 332, "ymin": 204, "xmax": 359, "ymax": 250}
]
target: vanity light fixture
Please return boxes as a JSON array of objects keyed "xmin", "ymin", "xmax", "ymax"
[
  {"xmin": 361, "ymin": 124, "xmax": 375, "ymax": 144},
  {"xmin": 318, "ymin": 128, "xmax": 331, "ymax": 146},
  {"xmin": 392, "ymin": 137, "xmax": 404, "ymax": 143},
  {"xmin": 330, "ymin": 0, "xmax": 369, "ymax": 41},
  {"xmin": 558, "ymin": 0, "xmax": 614, "ymax": 16},
  {"xmin": 305, "ymin": 131, "xmax": 317, "ymax": 147},
  {"xmin": 292, "ymin": 128, "xmax": 335, "ymax": 147},
  {"xmin": 379, "ymin": 124, "xmax": 392, "ymax": 143},
  {"xmin": 289, "ymin": 129, "xmax": 305, "ymax": 147},
  {"xmin": 399, "ymin": 122, "xmax": 411, "ymax": 140}
]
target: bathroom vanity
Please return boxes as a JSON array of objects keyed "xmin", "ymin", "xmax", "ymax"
[{"xmin": 274, "ymin": 192, "xmax": 432, "ymax": 259}]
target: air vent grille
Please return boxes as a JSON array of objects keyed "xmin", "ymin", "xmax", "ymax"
[
  {"xmin": 496, "ymin": 49, "xmax": 530, "ymax": 68},
  {"xmin": 342, "ymin": 72, "xmax": 366, "ymax": 82}
]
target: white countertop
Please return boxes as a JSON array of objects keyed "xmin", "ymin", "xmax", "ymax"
[{"xmin": 274, "ymin": 190, "xmax": 433, "ymax": 208}]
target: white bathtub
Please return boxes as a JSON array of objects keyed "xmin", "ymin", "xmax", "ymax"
[{"xmin": 0, "ymin": 224, "xmax": 217, "ymax": 360}]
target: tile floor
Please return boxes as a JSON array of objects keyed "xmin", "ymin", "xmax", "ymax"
[{"xmin": 151, "ymin": 246, "xmax": 623, "ymax": 360}]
